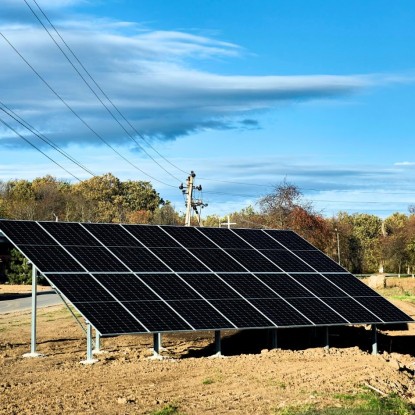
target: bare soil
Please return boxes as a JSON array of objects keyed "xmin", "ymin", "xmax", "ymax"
[{"xmin": 1, "ymin": 283, "xmax": 415, "ymax": 414}]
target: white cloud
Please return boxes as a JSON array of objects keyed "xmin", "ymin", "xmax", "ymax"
[{"xmin": 394, "ymin": 161, "xmax": 415, "ymax": 166}]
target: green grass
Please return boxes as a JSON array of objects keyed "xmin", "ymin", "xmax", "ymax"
[
  {"xmin": 202, "ymin": 378, "xmax": 214, "ymax": 385},
  {"xmin": 274, "ymin": 390, "xmax": 413, "ymax": 415},
  {"xmin": 150, "ymin": 404, "xmax": 183, "ymax": 415}
]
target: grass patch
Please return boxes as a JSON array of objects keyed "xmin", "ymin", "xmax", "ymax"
[
  {"xmin": 150, "ymin": 404, "xmax": 183, "ymax": 415},
  {"xmin": 274, "ymin": 390, "xmax": 413, "ymax": 415},
  {"xmin": 202, "ymin": 378, "xmax": 214, "ymax": 385}
]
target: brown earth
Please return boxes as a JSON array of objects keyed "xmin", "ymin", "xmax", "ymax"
[{"xmin": 1, "ymin": 283, "xmax": 415, "ymax": 414}]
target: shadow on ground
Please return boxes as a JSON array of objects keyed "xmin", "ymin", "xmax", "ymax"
[{"xmin": 184, "ymin": 325, "xmax": 415, "ymax": 358}]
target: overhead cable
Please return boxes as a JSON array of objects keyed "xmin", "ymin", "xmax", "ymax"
[{"xmin": 0, "ymin": 32, "xmax": 176, "ymax": 188}]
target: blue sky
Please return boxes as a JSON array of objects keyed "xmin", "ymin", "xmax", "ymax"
[{"xmin": 1, "ymin": 0, "xmax": 415, "ymax": 219}]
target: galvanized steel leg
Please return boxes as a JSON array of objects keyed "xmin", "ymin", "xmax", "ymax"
[
  {"xmin": 324, "ymin": 327, "xmax": 329, "ymax": 350},
  {"xmin": 270, "ymin": 328, "xmax": 278, "ymax": 349},
  {"xmin": 372, "ymin": 324, "xmax": 378, "ymax": 355},
  {"xmin": 81, "ymin": 322, "xmax": 98, "ymax": 364},
  {"xmin": 215, "ymin": 330, "xmax": 221, "ymax": 355},
  {"xmin": 23, "ymin": 266, "xmax": 43, "ymax": 358},
  {"xmin": 153, "ymin": 332, "xmax": 161, "ymax": 356},
  {"xmin": 93, "ymin": 330, "xmax": 101, "ymax": 353}
]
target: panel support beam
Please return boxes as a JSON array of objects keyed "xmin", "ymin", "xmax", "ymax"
[
  {"xmin": 270, "ymin": 328, "xmax": 278, "ymax": 349},
  {"xmin": 371, "ymin": 324, "xmax": 378, "ymax": 355},
  {"xmin": 23, "ymin": 265, "xmax": 43, "ymax": 358},
  {"xmin": 81, "ymin": 322, "xmax": 98, "ymax": 364}
]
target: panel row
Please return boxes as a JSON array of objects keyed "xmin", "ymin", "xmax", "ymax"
[{"xmin": 46, "ymin": 273, "xmax": 411, "ymax": 335}]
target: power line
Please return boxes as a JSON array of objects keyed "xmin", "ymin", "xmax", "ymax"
[
  {"xmin": 0, "ymin": 101, "xmax": 96, "ymax": 177},
  {"xmin": 0, "ymin": 31, "xmax": 177, "ymax": 189},
  {"xmin": 0, "ymin": 115, "xmax": 81, "ymax": 181},
  {"xmin": 26, "ymin": 0, "xmax": 188, "ymax": 181}
]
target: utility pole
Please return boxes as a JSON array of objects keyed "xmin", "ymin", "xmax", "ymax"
[{"xmin": 179, "ymin": 171, "xmax": 208, "ymax": 226}]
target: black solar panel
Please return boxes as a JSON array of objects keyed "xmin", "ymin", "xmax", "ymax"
[
  {"xmin": 232, "ymin": 228, "xmax": 285, "ymax": 249},
  {"xmin": 166, "ymin": 300, "xmax": 235, "ymax": 330},
  {"xmin": 48, "ymin": 274, "xmax": 114, "ymax": 302},
  {"xmin": 289, "ymin": 273, "xmax": 346, "ymax": 297},
  {"xmin": 188, "ymin": 248, "xmax": 246, "ymax": 272},
  {"xmin": 259, "ymin": 250, "xmax": 314, "ymax": 272},
  {"xmin": 162, "ymin": 226, "xmax": 217, "ymax": 248},
  {"xmin": 122, "ymin": 301, "xmax": 192, "ymax": 331},
  {"xmin": 264, "ymin": 230, "xmax": 317, "ymax": 250},
  {"xmin": 65, "ymin": 246, "xmax": 129, "ymax": 272},
  {"xmin": 83, "ymin": 223, "xmax": 141, "ymax": 247},
  {"xmin": 107, "ymin": 247, "xmax": 170, "ymax": 272},
  {"xmin": 224, "ymin": 249, "xmax": 282, "ymax": 272},
  {"xmin": 287, "ymin": 298, "xmax": 348, "ymax": 325},
  {"xmin": 249, "ymin": 299, "xmax": 312, "ymax": 326},
  {"xmin": 0, "ymin": 220, "xmax": 56, "ymax": 245},
  {"xmin": 198, "ymin": 227, "xmax": 251, "ymax": 248},
  {"xmin": 94, "ymin": 274, "xmax": 160, "ymax": 301},
  {"xmin": 219, "ymin": 273, "xmax": 280, "ymax": 298},
  {"xmin": 0, "ymin": 219, "xmax": 412, "ymax": 336},
  {"xmin": 40, "ymin": 222, "xmax": 100, "ymax": 246},
  {"xmin": 123, "ymin": 224, "xmax": 179, "ymax": 247},
  {"xmin": 139, "ymin": 274, "xmax": 203, "ymax": 300},
  {"xmin": 179, "ymin": 273, "xmax": 243, "ymax": 299},
  {"xmin": 19, "ymin": 245, "xmax": 84, "ymax": 272},
  {"xmin": 149, "ymin": 247, "xmax": 209, "ymax": 272},
  {"xmin": 73, "ymin": 301, "xmax": 147, "ymax": 335}
]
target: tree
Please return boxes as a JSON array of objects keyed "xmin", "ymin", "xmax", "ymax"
[{"xmin": 5, "ymin": 248, "xmax": 32, "ymax": 284}]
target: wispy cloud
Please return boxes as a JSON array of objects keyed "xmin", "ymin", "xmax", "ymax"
[
  {"xmin": 394, "ymin": 161, "xmax": 415, "ymax": 166},
  {"xmin": 1, "ymin": 2, "xmax": 414, "ymax": 153}
]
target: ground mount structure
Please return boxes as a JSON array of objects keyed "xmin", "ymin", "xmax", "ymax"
[{"xmin": 0, "ymin": 220, "xmax": 412, "ymax": 361}]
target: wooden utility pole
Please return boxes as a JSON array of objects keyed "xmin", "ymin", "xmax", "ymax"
[{"xmin": 179, "ymin": 171, "xmax": 207, "ymax": 226}]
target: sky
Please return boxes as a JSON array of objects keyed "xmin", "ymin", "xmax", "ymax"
[{"xmin": 1, "ymin": 0, "xmax": 415, "ymax": 220}]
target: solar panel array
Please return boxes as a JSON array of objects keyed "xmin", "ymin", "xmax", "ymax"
[{"xmin": 0, "ymin": 220, "xmax": 412, "ymax": 336}]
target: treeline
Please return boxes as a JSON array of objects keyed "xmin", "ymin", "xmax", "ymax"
[{"xmin": 1, "ymin": 175, "xmax": 414, "ymax": 283}]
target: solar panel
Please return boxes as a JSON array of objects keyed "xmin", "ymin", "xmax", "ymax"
[{"xmin": 0, "ymin": 219, "xmax": 412, "ymax": 337}]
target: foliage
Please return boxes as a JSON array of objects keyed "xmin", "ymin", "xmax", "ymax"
[
  {"xmin": 274, "ymin": 391, "xmax": 413, "ymax": 415},
  {"xmin": 5, "ymin": 248, "xmax": 32, "ymax": 284},
  {"xmin": 150, "ymin": 404, "xmax": 183, "ymax": 415}
]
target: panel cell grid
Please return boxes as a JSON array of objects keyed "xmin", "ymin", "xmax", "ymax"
[
  {"xmin": 0, "ymin": 220, "xmax": 57, "ymax": 245},
  {"xmin": 264, "ymin": 230, "xmax": 317, "ymax": 250},
  {"xmin": 48, "ymin": 274, "xmax": 114, "ymax": 302},
  {"xmin": 73, "ymin": 301, "xmax": 147, "ymax": 335},
  {"xmin": 233, "ymin": 228, "xmax": 285, "ymax": 250},
  {"xmin": 259, "ymin": 250, "xmax": 313, "ymax": 272},
  {"xmin": 255, "ymin": 273, "xmax": 313, "ymax": 298},
  {"xmin": 322, "ymin": 274, "xmax": 381, "ymax": 297},
  {"xmin": 149, "ymin": 248, "xmax": 209, "ymax": 272},
  {"xmin": 294, "ymin": 250, "xmax": 345, "ymax": 272},
  {"xmin": 162, "ymin": 226, "xmax": 217, "ymax": 248},
  {"xmin": 83, "ymin": 223, "xmax": 141, "ymax": 247},
  {"xmin": 224, "ymin": 249, "xmax": 282, "ymax": 272},
  {"xmin": 166, "ymin": 300, "xmax": 235, "ymax": 330},
  {"xmin": 289, "ymin": 273, "xmax": 346, "ymax": 298},
  {"xmin": 218, "ymin": 273, "xmax": 280, "ymax": 298},
  {"xmin": 40, "ymin": 221, "xmax": 100, "ymax": 246},
  {"xmin": 65, "ymin": 246, "xmax": 128, "ymax": 272},
  {"xmin": 139, "ymin": 274, "xmax": 203, "ymax": 300},
  {"xmin": 197, "ymin": 227, "xmax": 251, "ymax": 249},
  {"xmin": 188, "ymin": 248, "xmax": 246, "ymax": 272},
  {"xmin": 20, "ymin": 245, "xmax": 85, "ymax": 272},
  {"xmin": 108, "ymin": 246, "xmax": 170, "ymax": 272},
  {"xmin": 122, "ymin": 300, "xmax": 192, "ymax": 331},
  {"xmin": 356, "ymin": 296, "xmax": 413, "ymax": 322},
  {"xmin": 94, "ymin": 273, "xmax": 160, "ymax": 301},
  {"xmin": 123, "ymin": 224, "xmax": 180, "ymax": 247}
]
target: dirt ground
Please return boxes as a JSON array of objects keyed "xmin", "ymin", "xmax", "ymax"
[{"xmin": 2, "ymin": 283, "xmax": 415, "ymax": 414}]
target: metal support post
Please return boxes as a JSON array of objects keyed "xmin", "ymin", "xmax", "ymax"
[
  {"xmin": 270, "ymin": 328, "xmax": 278, "ymax": 349},
  {"xmin": 214, "ymin": 330, "xmax": 222, "ymax": 355},
  {"xmin": 371, "ymin": 324, "xmax": 378, "ymax": 355},
  {"xmin": 154, "ymin": 332, "xmax": 161, "ymax": 355},
  {"xmin": 81, "ymin": 322, "xmax": 98, "ymax": 364},
  {"xmin": 93, "ymin": 330, "xmax": 101, "ymax": 354},
  {"xmin": 324, "ymin": 327, "xmax": 329, "ymax": 350},
  {"xmin": 23, "ymin": 265, "xmax": 43, "ymax": 358}
]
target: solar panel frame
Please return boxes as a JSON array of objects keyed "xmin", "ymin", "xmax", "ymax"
[{"xmin": 0, "ymin": 219, "xmax": 413, "ymax": 337}]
